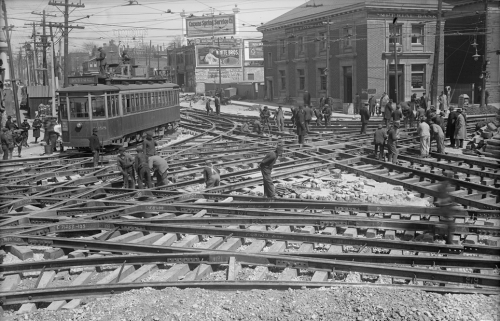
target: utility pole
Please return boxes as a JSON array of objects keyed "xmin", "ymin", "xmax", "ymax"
[
  {"xmin": 48, "ymin": 0, "xmax": 85, "ymax": 87},
  {"xmin": 392, "ymin": 20, "xmax": 399, "ymax": 104},
  {"xmin": 218, "ymin": 37, "xmax": 221, "ymax": 89},
  {"xmin": 325, "ymin": 16, "xmax": 331, "ymax": 98},
  {"xmin": 32, "ymin": 22, "xmax": 39, "ymax": 85},
  {"xmin": 430, "ymin": 0, "xmax": 443, "ymax": 106},
  {"xmin": 1, "ymin": 0, "xmax": 21, "ymax": 128},
  {"xmin": 32, "ymin": 11, "xmax": 56, "ymax": 85},
  {"xmin": 480, "ymin": 0, "xmax": 488, "ymax": 107}
]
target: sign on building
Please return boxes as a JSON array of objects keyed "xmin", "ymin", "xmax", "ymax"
[
  {"xmin": 188, "ymin": 37, "xmax": 241, "ymax": 47},
  {"xmin": 195, "ymin": 68, "xmax": 243, "ymax": 83},
  {"xmin": 244, "ymin": 40, "xmax": 263, "ymax": 61},
  {"xmin": 186, "ymin": 14, "xmax": 236, "ymax": 38},
  {"xmin": 196, "ymin": 47, "xmax": 241, "ymax": 68}
]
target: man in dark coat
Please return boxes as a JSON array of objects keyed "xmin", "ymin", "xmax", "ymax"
[
  {"xmin": 383, "ymin": 99, "xmax": 393, "ymax": 127},
  {"xmin": 290, "ymin": 106, "xmax": 297, "ymax": 128},
  {"xmin": 359, "ymin": 104, "xmax": 370, "ymax": 134},
  {"xmin": 392, "ymin": 104, "xmax": 403, "ymax": 123},
  {"xmin": 20, "ymin": 119, "xmax": 30, "ymax": 147},
  {"xmin": 434, "ymin": 111, "xmax": 445, "ymax": 132},
  {"xmin": 295, "ymin": 105, "xmax": 306, "ymax": 144},
  {"xmin": 304, "ymin": 105, "xmax": 313, "ymax": 133},
  {"xmin": 387, "ymin": 121, "xmax": 400, "ymax": 164},
  {"xmin": 401, "ymin": 101, "xmax": 412, "ymax": 129},
  {"xmin": 117, "ymin": 147, "xmax": 135, "ymax": 189},
  {"xmin": 420, "ymin": 92, "xmax": 428, "ymax": 110},
  {"xmin": 446, "ymin": 106, "xmax": 457, "ymax": 147},
  {"xmin": 259, "ymin": 145, "xmax": 283, "ymax": 198},
  {"xmin": 373, "ymin": 124, "xmax": 387, "ymax": 160},
  {"xmin": 143, "ymin": 131, "xmax": 157, "ymax": 157},
  {"xmin": 205, "ymin": 98, "xmax": 213, "ymax": 115},
  {"xmin": 214, "ymin": 95, "xmax": 221, "ymax": 115},
  {"xmin": 303, "ymin": 90, "xmax": 311, "ymax": 106},
  {"xmin": 134, "ymin": 146, "xmax": 152, "ymax": 189},
  {"xmin": 368, "ymin": 95, "xmax": 376, "ymax": 116},
  {"xmin": 32, "ymin": 116, "xmax": 42, "ymax": 143},
  {"xmin": 416, "ymin": 104, "xmax": 426, "ymax": 121},
  {"xmin": 96, "ymin": 47, "xmax": 107, "ymax": 74},
  {"xmin": 319, "ymin": 95, "xmax": 325, "ymax": 108},
  {"xmin": 313, "ymin": 106, "xmax": 323, "ymax": 126},
  {"xmin": 354, "ymin": 93, "xmax": 361, "ymax": 114},
  {"xmin": 1, "ymin": 127, "xmax": 14, "ymax": 160},
  {"xmin": 88, "ymin": 128, "xmax": 101, "ymax": 167},
  {"xmin": 260, "ymin": 106, "xmax": 271, "ymax": 134},
  {"xmin": 322, "ymin": 104, "xmax": 332, "ymax": 127},
  {"xmin": 5, "ymin": 116, "xmax": 13, "ymax": 130},
  {"xmin": 203, "ymin": 160, "xmax": 220, "ymax": 188}
]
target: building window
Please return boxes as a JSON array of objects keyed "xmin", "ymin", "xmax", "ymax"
[
  {"xmin": 248, "ymin": 73, "xmax": 255, "ymax": 81},
  {"xmin": 389, "ymin": 24, "xmax": 403, "ymax": 45},
  {"xmin": 297, "ymin": 69, "xmax": 305, "ymax": 90},
  {"xmin": 343, "ymin": 27, "xmax": 353, "ymax": 47},
  {"xmin": 267, "ymin": 52, "xmax": 272, "ymax": 68},
  {"xmin": 319, "ymin": 32, "xmax": 327, "ymax": 51},
  {"xmin": 411, "ymin": 25, "xmax": 424, "ymax": 45},
  {"xmin": 280, "ymin": 39, "xmax": 286, "ymax": 55},
  {"xmin": 319, "ymin": 68, "xmax": 327, "ymax": 91},
  {"xmin": 298, "ymin": 36, "xmax": 304, "ymax": 54},
  {"xmin": 279, "ymin": 70, "xmax": 286, "ymax": 90},
  {"xmin": 411, "ymin": 64, "xmax": 426, "ymax": 89}
]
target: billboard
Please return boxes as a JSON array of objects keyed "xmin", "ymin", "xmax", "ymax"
[
  {"xmin": 244, "ymin": 40, "xmax": 263, "ymax": 61},
  {"xmin": 196, "ymin": 47, "xmax": 241, "ymax": 68},
  {"xmin": 186, "ymin": 14, "xmax": 236, "ymax": 38},
  {"xmin": 195, "ymin": 68, "xmax": 243, "ymax": 83}
]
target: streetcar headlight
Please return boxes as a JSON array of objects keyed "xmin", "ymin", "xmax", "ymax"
[{"xmin": 76, "ymin": 122, "xmax": 82, "ymax": 129}]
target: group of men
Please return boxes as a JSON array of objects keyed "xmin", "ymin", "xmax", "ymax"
[
  {"xmin": 1, "ymin": 117, "xmax": 38, "ymax": 159},
  {"xmin": 205, "ymin": 95, "xmax": 221, "ymax": 115}
]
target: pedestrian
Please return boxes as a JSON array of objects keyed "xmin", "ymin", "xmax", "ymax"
[
  {"xmin": 386, "ymin": 121, "xmax": 399, "ymax": 164},
  {"xmin": 392, "ymin": 104, "xmax": 402, "ymax": 123},
  {"xmin": 368, "ymin": 95, "xmax": 376, "ymax": 116},
  {"xmin": 13, "ymin": 130, "xmax": 24, "ymax": 158},
  {"xmin": 313, "ymin": 106, "xmax": 323, "ymax": 126},
  {"xmin": 205, "ymin": 98, "xmax": 213, "ymax": 115},
  {"xmin": 319, "ymin": 95, "xmax": 325, "ymax": 109},
  {"xmin": 89, "ymin": 128, "xmax": 101, "ymax": 167},
  {"xmin": 214, "ymin": 95, "xmax": 221, "ymax": 115},
  {"xmin": 418, "ymin": 117, "xmax": 431, "ymax": 158},
  {"xmin": 420, "ymin": 92, "xmax": 428, "ymax": 110},
  {"xmin": 295, "ymin": 105, "xmax": 306, "ymax": 144},
  {"xmin": 322, "ymin": 104, "xmax": 332, "ymax": 127},
  {"xmin": 1, "ymin": 127, "xmax": 14, "ymax": 160},
  {"xmin": 359, "ymin": 103, "xmax": 370, "ymax": 134},
  {"xmin": 96, "ymin": 47, "xmax": 107, "ymax": 75},
  {"xmin": 290, "ymin": 106, "xmax": 297, "ymax": 128},
  {"xmin": 260, "ymin": 106, "xmax": 271, "ymax": 135},
  {"xmin": 430, "ymin": 118, "xmax": 445, "ymax": 154},
  {"xmin": 274, "ymin": 106, "xmax": 285, "ymax": 132},
  {"xmin": 383, "ymin": 99, "xmax": 393, "ymax": 127},
  {"xmin": 426, "ymin": 105, "xmax": 437, "ymax": 125},
  {"xmin": 143, "ymin": 131, "xmax": 157, "ymax": 157},
  {"xmin": 303, "ymin": 90, "xmax": 311, "ymax": 106},
  {"xmin": 401, "ymin": 101, "xmax": 411, "ymax": 129},
  {"xmin": 434, "ymin": 111, "xmax": 445, "ymax": 133},
  {"xmin": 253, "ymin": 119, "xmax": 262, "ymax": 134},
  {"xmin": 5, "ymin": 115, "xmax": 13, "ymax": 130},
  {"xmin": 373, "ymin": 124, "xmax": 387, "ymax": 160},
  {"xmin": 438, "ymin": 91, "xmax": 447, "ymax": 112},
  {"xmin": 134, "ymin": 146, "xmax": 152, "ymax": 189},
  {"xmin": 416, "ymin": 104, "xmax": 426, "ymax": 121},
  {"xmin": 20, "ymin": 119, "xmax": 30, "ymax": 147},
  {"xmin": 259, "ymin": 144, "xmax": 284, "ymax": 198},
  {"xmin": 32, "ymin": 116, "xmax": 42, "ymax": 143},
  {"xmin": 117, "ymin": 147, "xmax": 136, "ymax": 189},
  {"xmin": 454, "ymin": 108, "xmax": 466, "ymax": 149},
  {"xmin": 446, "ymin": 106, "xmax": 457, "ymax": 147},
  {"xmin": 203, "ymin": 160, "xmax": 220, "ymax": 188},
  {"xmin": 304, "ymin": 105, "xmax": 313, "ymax": 133},
  {"xmin": 354, "ymin": 93, "xmax": 361, "ymax": 114},
  {"xmin": 411, "ymin": 93, "xmax": 417, "ymax": 103},
  {"xmin": 148, "ymin": 155, "xmax": 169, "ymax": 187},
  {"xmin": 380, "ymin": 92, "xmax": 389, "ymax": 111}
]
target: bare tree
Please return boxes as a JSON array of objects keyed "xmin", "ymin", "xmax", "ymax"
[
  {"xmin": 167, "ymin": 36, "xmax": 182, "ymax": 48},
  {"xmin": 81, "ymin": 41, "xmax": 98, "ymax": 54}
]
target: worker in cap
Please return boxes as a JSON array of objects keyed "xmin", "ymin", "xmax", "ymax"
[
  {"xmin": 96, "ymin": 47, "xmax": 107, "ymax": 75},
  {"xmin": 322, "ymin": 103, "xmax": 332, "ymax": 127},
  {"xmin": 5, "ymin": 115, "xmax": 14, "ymax": 131},
  {"xmin": 259, "ymin": 145, "xmax": 284, "ymax": 198},
  {"xmin": 260, "ymin": 106, "xmax": 271, "ymax": 135},
  {"xmin": 117, "ymin": 146, "xmax": 135, "ymax": 189},
  {"xmin": 417, "ymin": 116, "xmax": 431, "ymax": 158},
  {"xmin": 134, "ymin": 145, "xmax": 152, "ymax": 189},
  {"xmin": 88, "ymin": 128, "xmax": 101, "ymax": 167},
  {"xmin": 386, "ymin": 120, "xmax": 399, "ymax": 164},
  {"xmin": 1, "ymin": 127, "xmax": 14, "ymax": 160},
  {"xmin": 148, "ymin": 155, "xmax": 169, "ymax": 187},
  {"xmin": 203, "ymin": 159, "xmax": 220, "ymax": 188},
  {"xmin": 373, "ymin": 124, "xmax": 387, "ymax": 161},
  {"xmin": 143, "ymin": 131, "xmax": 157, "ymax": 157}
]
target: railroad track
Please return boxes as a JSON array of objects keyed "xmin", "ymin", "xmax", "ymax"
[{"xmin": 0, "ymin": 109, "xmax": 498, "ymax": 315}]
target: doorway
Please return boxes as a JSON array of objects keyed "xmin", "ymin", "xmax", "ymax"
[
  {"xmin": 343, "ymin": 66, "xmax": 353, "ymax": 103},
  {"xmin": 177, "ymin": 73, "xmax": 185, "ymax": 86},
  {"xmin": 389, "ymin": 65, "xmax": 404, "ymax": 102},
  {"xmin": 267, "ymin": 79, "xmax": 273, "ymax": 101}
]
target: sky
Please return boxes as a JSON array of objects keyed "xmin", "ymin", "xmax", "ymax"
[{"xmin": 6, "ymin": 0, "xmax": 309, "ymax": 53}]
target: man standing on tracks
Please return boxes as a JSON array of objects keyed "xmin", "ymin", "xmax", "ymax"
[
  {"xmin": 214, "ymin": 95, "xmax": 221, "ymax": 115},
  {"xmin": 386, "ymin": 121, "xmax": 399, "ymax": 164},
  {"xmin": 303, "ymin": 90, "xmax": 311, "ymax": 107},
  {"xmin": 322, "ymin": 104, "xmax": 332, "ymax": 127},
  {"xmin": 295, "ymin": 105, "xmax": 306, "ymax": 145},
  {"xmin": 117, "ymin": 147, "xmax": 136, "ymax": 189},
  {"xmin": 401, "ymin": 101, "xmax": 411, "ymax": 129},
  {"xmin": 354, "ymin": 93, "xmax": 361, "ymax": 114},
  {"xmin": 314, "ymin": 105, "xmax": 323, "ymax": 126},
  {"xmin": 96, "ymin": 47, "xmax": 107, "ymax": 75},
  {"xmin": 430, "ymin": 118, "xmax": 445, "ymax": 154},
  {"xmin": 373, "ymin": 124, "xmax": 387, "ymax": 160},
  {"xmin": 420, "ymin": 92, "xmax": 428, "ymax": 111},
  {"xmin": 143, "ymin": 132, "xmax": 157, "ymax": 157},
  {"xmin": 203, "ymin": 160, "xmax": 220, "ymax": 188},
  {"xmin": 446, "ymin": 106, "xmax": 457, "ymax": 147},
  {"xmin": 392, "ymin": 104, "xmax": 402, "ymax": 124},
  {"xmin": 32, "ymin": 116, "xmax": 42, "ymax": 143},
  {"xmin": 1, "ymin": 128, "xmax": 13, "ymax": 160},
  {"xmin": 20, "ymin": 119, "xmax": 30, "ymax": 148},
  {"xmin": 274, "ymin": 106, "xmax": 285, "ymax": 132},
  {"xmin": 454, "ymin": 108, "xmax": 466, "ymax": 149},
  {"xmin": 205, "ymin": 98, "xmax": 213, "ymax": 115},
  {"xmin": 418, "ymin": 117, "xmax": 431, "ymax": 158},
  {"xmin": 89, "ymin": 128, "xmax": 101, "ymax": 167},
  {"xmin": 260, "ymin": 106, "xmax": 271, "ymax": 135},
  {"xmin": 383, "ymin": 99, "xmax": 393, "ymax": 127},
  {"xmin": 368, "ymin": 95, "xmax": 376, "ymax": 117},
  {"xmin": 304, "ymin": 104, "xmax": 313, "ymax": 134},
  {"xmin": 148, "ymin": 155, "xmax": 169, "ymax": 187},
  {"xmin": 259, "ymin": 144, "xmax": 284, "ymax": 199},
  {"xmin": 359, "ymin": 103, "xmax": 370, "ymax": 134},
  {"xmin": 135, "ymin": 146, "xmax": 152, "ymax": 189}
]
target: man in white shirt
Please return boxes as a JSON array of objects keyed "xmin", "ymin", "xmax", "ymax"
[{"xmin": 417, "ymin": 117, "xmax": 431, "ymax": 158}]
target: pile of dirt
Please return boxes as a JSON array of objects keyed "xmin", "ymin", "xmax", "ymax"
[{"xmin": 465, "ymin": 104, "xmax": 498, "ymax": 115}]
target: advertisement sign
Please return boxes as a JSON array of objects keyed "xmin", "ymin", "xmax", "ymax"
[
  {"xmin": 244, "ymin": 40, "xmax": 263, "ymax": 60},
  {"xmin": 195, "ymin": 68, "xmax": 243, "ymax": 83},
  {"xmin": 186, "ymin": 14, "xmax": 236, "ymax": 38},
  {"xmin": 196, "ymin": 47, "xmax": 241, "ymax": 68},
  {"xmin": 188, "ymin": 37, "xmax": 242, "ymax": 47}
]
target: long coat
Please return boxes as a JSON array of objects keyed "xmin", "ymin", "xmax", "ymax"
[
  {"xmin": 383, "ymin": 103, "xmax": 392, "ymax": 120},
  {"xmin": 303, "ymin": 92, "xmax": 311, "ymax": 106},
  {"xmin": 295, "ymin": 109, "xmax": 306, "ymax": 136},
  {"xmin": 304, "ymin": 106, "xmax": 313, "ymax": 121},
  {"xmin": 32, "ymin": 119, "xmax": 42, "ymax": 138},
  {"xmin": 446, "ymin": 111, "xmax": 457, "ymax": 138},
  {"xmin": 454, "ymin": 113, "xmax": 466, "ymax": 140},
  {"xmin": 360, "ymin": 107, "xmax": 370, "ymax": 124}
]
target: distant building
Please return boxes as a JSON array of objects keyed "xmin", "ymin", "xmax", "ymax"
[{"xmin": 257, "ymin": 0, "xmax": 452, "ymax": 108}]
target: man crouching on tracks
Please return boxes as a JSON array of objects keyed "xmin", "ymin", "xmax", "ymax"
[
  {"xmin": 259, "ymin": 144, "xmax": 284, "ymax": 199},
  {"xmin": 203, "ymin": 160, "xmax": 220, "ymax": 188},
  {"xmin": 117, "ymin": 147, "xmax": 136, "ymax": 189},
  {"xmin": 135, "ymin": 146, "xmax": 152, "ymax": 189},
  {"xmin": 148, "ymin": 155, "xmax": 169, "ymax": 187}
]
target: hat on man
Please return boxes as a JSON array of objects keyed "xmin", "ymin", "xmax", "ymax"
[
  {"xmin": 93, "ymin": 128, "xmax": 98, "ymax": 132},
  {"xmin": 378, "ymin": 124, "xmax": 383, "ymax": 129},
  {"xmin": 2, "ymin": 127, "xmax": 8, "ymax": 132},
  {"xmin": 324, "ymin": 104, "xmax": 329, "ymax": 107},
  {"xmin": 136, "ymin": 146, "xmax": 143, "ymax": 152},
  {"xmin": 430, "ymin": 105, "xmax": 436, "ymax": 110},
  {"xmin": 7, "ymin": 115, "xmax": 11, "ymax": 119}
]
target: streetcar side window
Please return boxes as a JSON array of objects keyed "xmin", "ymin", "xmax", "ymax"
[
  {"xmin": 167, "ymin": 91, "xmax": 171, "ymax": 106},
  {"xmin": 69, "ymin": 97, "xmax": 89, "ymax": 118},
  {"xmin": 60, "ymin": 96, "xmax": 68, "ymax": 119},
  {"xmin": 135, "ymin": 94, "xmax": 140, "ymax": 112},
  {"xmin": 91, "ymin": 96, "xmax": 106, "ymax": 118},
  {"xmin": 157, "ymin": 92, "xmax": 161, "ymax": 106}
]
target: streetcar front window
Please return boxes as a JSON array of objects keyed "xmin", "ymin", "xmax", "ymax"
[
  {"xmin": 91, "ymin": 96, "xmax": 106, "ymax": 118},
  {"xmin": 69, "ymin": 97, "xmax": 89, "ymax": 118}
]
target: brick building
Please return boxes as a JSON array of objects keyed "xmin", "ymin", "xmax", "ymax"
[{"xmin": 257, "ymin": 0, "xmax": 452, "ymax": 108}]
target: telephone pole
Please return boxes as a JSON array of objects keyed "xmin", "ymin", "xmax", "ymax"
[
  {"xmin": 32, "ymin": 11, "xmax": 56, "ymax": 86},
  {"xmin": 480, "ymin": 0, "xmax": 488, "ymax": 107},
  {"xmin": 430, "ymin": 0, "xmax": 443, "ymax": 106},
  {"xmin": 48, "ymin": 0, "xmax": 85, "ymax": 87}
]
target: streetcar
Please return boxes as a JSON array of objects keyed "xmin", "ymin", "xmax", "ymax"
[{"xmin": 57, "ymin": 76, "xmax": 181, "ymax": 149}]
